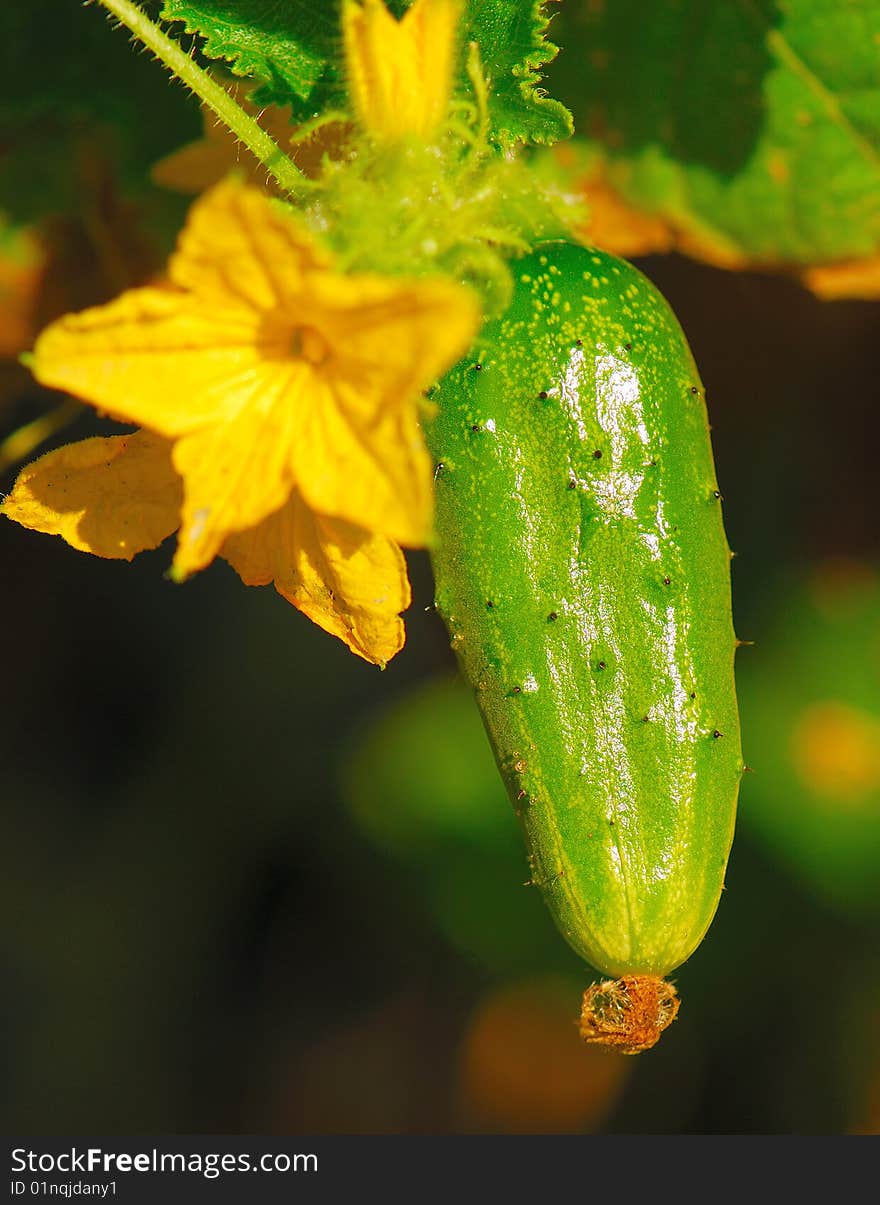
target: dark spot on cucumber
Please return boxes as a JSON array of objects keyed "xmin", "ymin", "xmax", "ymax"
[
  {"xmin": 538, "ymin": 390, "xmax": 549, "ymax": 400},
  {"xmin": 690, "ymin": 691, "xmax": 696, "ymax": 699},
  {"xmin": 547, "ymin": 611, "xmax": 558, "ymax": 621},
  {"xmin": 486, "ymin": 599, "xmax": 494, "ymax": 609},
  {"xmin": 512, "ymin": 685, "xmax": 522, "ymax": 694},
  {"xmin": 713, "ymin": 729, "xmax": 724, "ymax": 739},
  {"xmin": 568, "ymin": 478, "xmax": 577, "ymax": 489},
  {"xmin": 596, "ymin": 660, "xmax": 606, "ymax": 670},
  {"xmin": 473, "ymin": 362, "xmax": 483, "ymax": 371},
  {"xmin": 471, "ymin": 424, "xmax": 481, "ymax": 432},
  {"xmin": 642, "ymin": 715, "xmax": 650, "ymax": 723},
  {"xmin": 690, "ymin": 386, "xmax": 699, "ymax": 395},
  {"xmin": 575, "ymin": 338, "xmax": 583, "ymax": 347},
  {"xmin": 592, "ymin": 449, "xmax": 602, "ymax": 459},
  {"xmin": 624, "ymin": 342, "xmax": 632, "ymax": 351},
  {"xmin": 713, "ymin": 489, "xmax": 722, "ymax": 499},
  {"xmin": 663, "ymin": 576, "xmax": 671, "ymax": 586}
]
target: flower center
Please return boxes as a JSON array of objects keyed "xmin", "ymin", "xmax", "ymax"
[{"xmin": 290, "ymin": 325, "xmax": 331, "ymax": 366}]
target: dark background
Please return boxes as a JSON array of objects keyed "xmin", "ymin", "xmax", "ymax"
[{"xmin": 1, "ymin": 0, "xmax": 879, "ymax": 1134}]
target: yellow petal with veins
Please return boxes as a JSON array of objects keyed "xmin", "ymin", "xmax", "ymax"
[
  {"xmin": 30, "ymin": 286, "xmax": 267, "ymax": 437},
  {"xmin": 222, "ymin": 491, "xmax": 410, "ymax": 666},
  {"xmin": 168, "ymin": 177, "xmax": 330, "ymax": 308},
  {"xmin": 0, "ymin": 430, "xmax": 180, "ymax": 559},
  {"xmin": 169, "ymin": 360, "xmax": 312, "ymax": 578},
  {"xmin": 295, "ymin": 272, "xmax": 480, "ymax": 544},
  {"xmin": 28, "ymin": 182, "xmax": 333, "ymax": 437},
  {"xmin": 296, "ymin": 378, "xmax": 433, "ymax": 549},
  {"xmin": 308, "ymin": 271, "xmax": 480, "ymax": 410}
]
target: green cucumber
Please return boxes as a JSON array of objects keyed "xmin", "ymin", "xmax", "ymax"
[{"xmin": 427, "ymin": 242, "xmax": 743, "ymax": 1048}]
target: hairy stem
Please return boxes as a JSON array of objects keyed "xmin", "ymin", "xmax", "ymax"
[{"xmin": 95, "ymin": 0, "xmax": 306, "ymax": 196}]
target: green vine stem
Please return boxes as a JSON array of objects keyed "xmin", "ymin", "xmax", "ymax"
[
  {"xmin": 95, "ymin": 0, "xmax": 307, "ymax": 197},
  {"xmin": 0, "ymin": 399, "xmax": 83, "ymax": 472}
]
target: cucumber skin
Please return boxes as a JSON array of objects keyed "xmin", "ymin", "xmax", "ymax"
[{"xmin": 427, "ymin": 243, "xmax": 742, "ymax": 978}]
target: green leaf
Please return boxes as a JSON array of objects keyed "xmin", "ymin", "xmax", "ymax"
[
  {"xmin": 552, "ymin": 0, "xmax": 880, "ymax": 265},
  {"xmin": 463, "ymin": 0, "xmax": 573, "ymax": 146},
  {"xmin": 160, "ymin": 0, "xmax": 343, "ymax": 113},
  {"xmin": 0, "ymin": 0, "xmax": 200, "ymax": 228},
  {"xmin": 160, "ymin": 0, "xmax": 572, "ymax": 144}
]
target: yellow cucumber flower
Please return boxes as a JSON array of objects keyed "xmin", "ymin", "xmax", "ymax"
[
  {"xmin": 2, "ymin": 179, "xmax": 480, "ymax": 666},
  {"xmin": 343, "ymin": 0, "xmax": 462, "ymax": 142}
]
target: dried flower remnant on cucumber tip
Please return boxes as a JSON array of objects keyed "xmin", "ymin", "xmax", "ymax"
[{"xmin": 580, "ymin": 977, "xmax": 680, "ymax": 1055}]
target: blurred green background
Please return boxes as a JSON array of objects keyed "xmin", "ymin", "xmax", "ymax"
[{"xmin": 1, "ymin": 0, "xmax": 879, "ymax": 1134}]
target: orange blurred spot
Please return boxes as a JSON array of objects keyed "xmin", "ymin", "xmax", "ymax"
[
  {"xmin": 456, "ymin": 978, "xmax": 630, "ymax": 1133},
  {"xmin": 766, "ymin": 150, "xmax": 790, "ymax": 185},
  {"xmin": 790, "ymin": 701, "xmax": 880, "ymax": 804},
  {"xmin": 566, "ymin": 157, "xmax": 748, "ymax": 270},
  {"xmin": 0, "ymin": 222, "xmax": 46, "ymax": 359},
  {"xmin": 579, "ymin": 175, "xmax": 675, "ymax": 260},
  {"xmin": 850, "ymin": 1003, "xmax": 880, "ymax": 1134},
  {"xmin": 803, "ymin": 255, "xmax": 880, "ymax": 300},
  {"xmin": 807, "ymin": 559, "xmax": 879, "ymax": 615},
  {"xmin": 853, "ymin": 1070, "xmax": 880, "ymax": 1134}
]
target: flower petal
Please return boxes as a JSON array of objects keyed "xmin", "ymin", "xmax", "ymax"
[
  {"xmin": 169, "ymin": 178, "xmax": 331, "ymax": 309},
  {"xmin": 30, "ymin": 285, "xmax": 266, "ymax": 437},
  {"xmin": 314, "ymin": 273, "xmax": 481, "ymax": 408},
  {"xmin": 343, "ymin": 0, "xmax": 461, "ymax": 141},
  {"xmin": 294, "ymin": 274, "xmax": 481, "ymax": 543},
  {"xmin": 29, "ymin": 180, "xmax": 334, "ymax": 439},
  {"xmin": 297, "ymin": 378, "xmax": 434, "ymax": 547},
  {"xmin": 0, "ymin": 430, "xmax": 180, "ymax": 559},
  {"xmin": 170, "ymin": 361, "xmax": 311, "ymax": 577},
  {"xmin": 24, "ymin": 177, "xmax": 480, "ymax": 582},
  {"xmin": 222, "ymin": 491, "xmax": 410, "ymax": 666}
]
